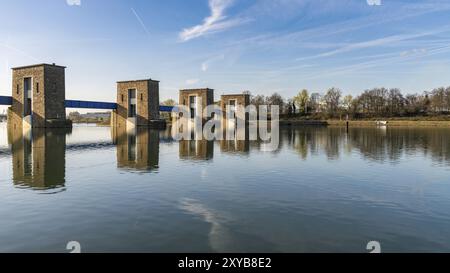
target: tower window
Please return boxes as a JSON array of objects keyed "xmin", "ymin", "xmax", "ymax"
[
  {"xmin": 128, "ymin": 89, "xmax": 137, "ymax": 118},
  {"xmin": 189, "ymin": 96, "xmax": 197, "ymax": 119},
  {"xmin": 36, "ymin": 82, "xmax": 39, "ymax": 94}
]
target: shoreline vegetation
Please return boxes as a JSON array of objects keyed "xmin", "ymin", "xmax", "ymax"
[
  {"xmin": 280, "ymin": 118, "xmax": 450, "ymax": 127},
  {"xmin": 67, "ymin": 117, "xmax": 450, "ymax": 127},
  {"xmin": 256, "ymin": 86, "xmax": 450, "ymax": 127},
  {"xmin": 62, "ymin": 85, "xmax": 450, "ymax": 128},
  {"xmin": 249, "ymin": 86, "xmax": 450, "ymax": 126}
]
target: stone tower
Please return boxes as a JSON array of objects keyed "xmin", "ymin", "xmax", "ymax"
[
  {"xmin": 220, "ymin": 93, "xmax": 250, "ymax": 132},
  {"xmin": 220, "ymin": 93, "xmax": 250, "ymax": 119},
  {"xmin": 10, "ymin": 63, "xmax": 71, "ymax": 128},
  {"xmin": 179, "ymin": 88, "xmax": 214, "ymax": 122},
  {"xmin": 114, "ymin": 79, "xmax": 165, "ymax": 129}
]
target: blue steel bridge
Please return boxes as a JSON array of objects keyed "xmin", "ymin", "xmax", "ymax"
[{"xmin": 0, "ymin": 95, "xmax": 175, "ymax": 112}]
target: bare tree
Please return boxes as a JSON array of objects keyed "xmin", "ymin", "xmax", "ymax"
[
  {"xmin": 324, "ymin": 87, "xmax": 342, "ymax": 117},
  {"xmin": 266, "ymin": 93, "xmax": 285, "ymax": 113}
]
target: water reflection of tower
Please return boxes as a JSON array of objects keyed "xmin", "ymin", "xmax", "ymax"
[
  {"xmin": 10, "ymin": 126, "xmax": 67, "ymax": 190},
  {"xmin": 114, "ymin": 127, "xmax": 160, "ymax": 171},
  {"xmin": 179, "ymin": 139, "xmax": 214, "ymax": 161},
  {"xmin": 173, "ymin": 122, "xmax": 214, "ymax": 161},
  {"xmin": 220, "ymin": 125, "xmax": 250, "ymax": 154}
]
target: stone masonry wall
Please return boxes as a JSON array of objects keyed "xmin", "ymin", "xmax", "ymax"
[
  {"xmin": 44, "ymin": 65, "xmax": 66, "ymax": 121},
  {"xmin": 117, "ymin": 79, "xmax": 160, "ymax": 127},
  {"xmin": 179, "ymin": 89, "xmax": 214, "ymax": 120},
  {"xmin": 11, "ymin": 64, "xmax": 68, "ymax": 128},
  {"xmin": 11, "ymin": 65, "xmax": 45, "ymax": 128},
  {"xmin": 220, "ymin": 94, "xmax": 250, "ymax": 119}
]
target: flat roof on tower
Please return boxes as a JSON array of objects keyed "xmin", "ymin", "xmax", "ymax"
[
  {"xmin": 180, "ymin": 88, "xmax": 214, "ymax": 92},
  {"xmin": 11, "ymin": 63, "xmax": 66, "ymax": 70},
  {"xmin": 221, "ymin": 93, "xmax": 250, "ymax": 97},
  {"xmin": 117, "ymin": 79, "xmax": 160, "ymax": 83}
]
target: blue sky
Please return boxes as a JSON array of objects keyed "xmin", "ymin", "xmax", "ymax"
[{"xmin": 1, "ymin": 0, "xmax": 450, "ymax": 109}]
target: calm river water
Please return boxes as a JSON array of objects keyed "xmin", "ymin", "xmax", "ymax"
[{"xmin": 0, "ymin": 122, "xmax": 449, "ymax": 253}]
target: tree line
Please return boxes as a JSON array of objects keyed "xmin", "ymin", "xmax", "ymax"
[{"xmin": 247, "ymin": 86, "xmax": 450, "ymax": 119}]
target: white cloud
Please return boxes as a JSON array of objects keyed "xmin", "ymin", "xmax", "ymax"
[
  {"xmin": 66, "ymin": 0, "xmax": 81, "ymax": 6},
  {"xmin": 179, "ymin": 0, "xmax": 247, "ymax": 42},
  {"xmin": 186, "ymin": 79, "xmax": 200, "ymax": 85},
  {"xmin": 367, "ymin": 0, "xmax": 381, "ymax": 6},
  {"xmin": 201, "ymin": 62, "xmax": 209, "ymax": 72}
]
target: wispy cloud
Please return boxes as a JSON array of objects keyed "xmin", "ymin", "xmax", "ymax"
[
  {"xmin": 66, "ymin": 0, "xmax": 81, "ymax": 6},
  {"xmin": 297, "ymin": 43, "xmax": 450, "ymax": 81},
  {"xmin": 224, "ymin": 1, "xmax": 450, "ymax": 51},
  {"xmin": 0, "ymin": 42, "xmax": 40, "ymax": 62},
  {"xmin": 201, "ymin": 54, "xmax": 225, "ymax": 71},
  {"xmin": 131, "ymin": 8, "xmax": 150, "ymax": 36},
  {"xmin": 179, "ymin": 0, "xmax": 248, "ymax": 42},
  {"xmin": 367, "ymin": 0, "xmax": 381, "ymax": 6},
  {"xmin": 295, "ymin": 29, "xmax": 450, "ymax": 61}
]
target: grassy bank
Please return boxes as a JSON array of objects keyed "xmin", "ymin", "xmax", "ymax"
[
  {"xmin": 279, "ymin": 115, "xmax": 450, "ymax": 127},
  {"xmin": 71, "ymin": 120, "xmax": 111, "ymax": 126},
  {"xmin": 326, "ymin": 120, "xmax": 450, "ymax": 127}
]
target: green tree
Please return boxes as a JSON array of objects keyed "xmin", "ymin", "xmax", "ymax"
[{"xmin": 294, "ymin": 89, "xmax": 309, "ymax": 115}]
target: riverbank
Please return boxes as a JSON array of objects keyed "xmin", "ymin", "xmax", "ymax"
[
  {"xmin": 77, "ymin": 119, "xmax": 450, "ymax": 127},
  {"xmin": 70, "ymin": 121, "xmax": 110, "ymax": 127},
  {"xmin": 327, "ymin": 120, "xmax": 450, "ymax": 127},
  {"xmin": 280, "ymin": 117, "xmax": 450, "ymax": 127}
]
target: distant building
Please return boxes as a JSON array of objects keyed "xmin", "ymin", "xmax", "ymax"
[{"xmin": 309, "ymin": 93, "xmax": 323, "ymax": 113}]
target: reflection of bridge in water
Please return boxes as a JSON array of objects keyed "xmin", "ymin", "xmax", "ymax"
[
  {"xmin": 4, "ymin": 124, "xmax": 251, "ymax": 191},
  {"xmin": 4, "ymin": 125, "xmax": 450, "ymax": 192}
]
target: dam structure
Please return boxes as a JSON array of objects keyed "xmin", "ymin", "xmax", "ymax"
[{"xmin": 0, "ymin": 63, "xmax": 251, "ymax": 132}]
